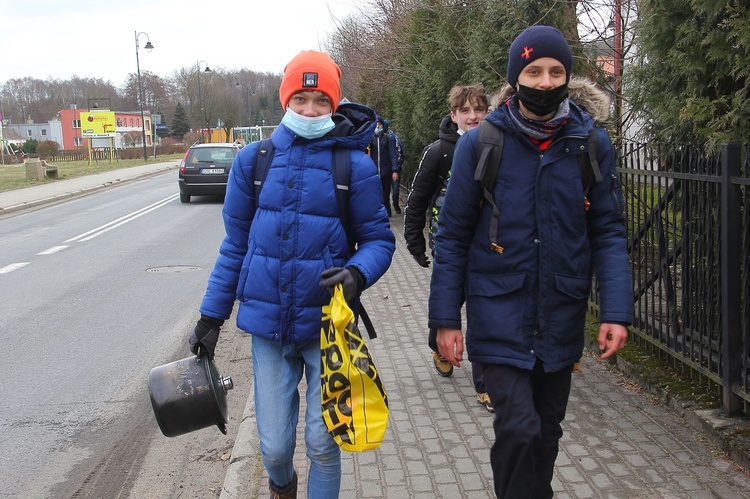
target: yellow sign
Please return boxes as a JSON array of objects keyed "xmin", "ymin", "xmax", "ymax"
[{"xmin": 79, "ymin": 110, "xmax": 116, "ymax": 138}]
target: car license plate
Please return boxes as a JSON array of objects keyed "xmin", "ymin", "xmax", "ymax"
[{"xmin": 201, "ymin": 168, "xmax": 224, "ymax": 174}]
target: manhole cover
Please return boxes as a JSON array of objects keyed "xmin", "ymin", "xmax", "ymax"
[{"xmin": 146, "ymin": 265, "xmax": 202, "ymax": 273}]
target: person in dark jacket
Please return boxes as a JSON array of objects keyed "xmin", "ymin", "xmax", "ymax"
[
  {"xmin": 369, "ymin": 117, "xmax": 400, "ymax": 216},
  {"xmin": 190, "ymin": 50, "xmax": 395, "ymax": 499},
  {"xmin": 384, "ymin": 120, "xmax": 406, "ymax": 214},
  {"xmin": 403, "ymin": 84, "xmax": 492, "ymax": 411},
  {"xmin": 428, "ymin": 26, "xmax": 633, "ymax": 498}
]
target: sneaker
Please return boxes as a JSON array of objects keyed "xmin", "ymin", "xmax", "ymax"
[
  {"xmin": 477, "ymin": 392, "xmax": 494, "ymax": 413},
  {"xmin": 432, "ymin": 351, "xmax": 453, "ymax": 377}
]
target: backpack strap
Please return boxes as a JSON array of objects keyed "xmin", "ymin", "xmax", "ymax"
[
  {"xmin": 438, "ymin": 139, "xmax": 453, "ymax": 180},
  {"xmin": 474, "ymin": 121, "xmax": 505, "ymax": 254},
  {"xmin": 253, "ymin": 138, "xmax": 274, "ymax": 202},
  {"xmin": 332, "ymin": 148, "xmax": 354, "ymax": 253}
]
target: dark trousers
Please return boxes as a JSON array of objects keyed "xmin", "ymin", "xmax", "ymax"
[
  {"xmin": 380, "ymin": 175, "xmax": 392, "ymax": 216},
  {"xmin": 391, "ymin": 177, "xmax": 401, "ymax": 209},
  {"xmin": 481, "ymin": 360, "xmax": 572, "ymax": 499}
]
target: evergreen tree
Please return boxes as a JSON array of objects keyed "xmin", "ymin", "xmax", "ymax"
[
  {"xmin": 328, "ymin": 0, "xmax": 584, "ymax": 183},
  {"xmin": 626, "ymin": 0, "xmax": 750, "ymax": 150},
  {"xmin": 170, "ymin": 102, "xmax": 191, "ymax": 140}
]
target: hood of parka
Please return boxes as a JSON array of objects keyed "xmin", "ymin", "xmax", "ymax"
[
  {"xmin": 326, "ymin": 101, "xmax": 378, "ymax": 151},
  {"xmin": 490, "ymin": 77, "xmax": 611, "ymax": 123},
  {"xmin": 437, "ymin": 114, "xmax": 460, "ymax": 143}
]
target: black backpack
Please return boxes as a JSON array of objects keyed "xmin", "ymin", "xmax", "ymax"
[
  {"xmin": 252, "ymin": 138, "xmax": 377, "ymax": 338},
  {"xmin": 473, "ymin": 121, "xmax": 603, "ymax": 254}
]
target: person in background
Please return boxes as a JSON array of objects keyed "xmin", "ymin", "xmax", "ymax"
[
  {"xmin": 189, "ymin": 50, "xmax": 395, "ymax": 499},
  {"xmin": 403, "ymin": 84, "xmax": 493, "ymax": 412},
  {"xmin": 369, "ymin": 117, "xmax": 400, "ymax": 217},
  {"xmin": 428, "ymin": 26, "xmax": 633, "ymax": 498},
  {"xmin": 384, "ymin": 119, "xmax": 406, "ymax": 214}
]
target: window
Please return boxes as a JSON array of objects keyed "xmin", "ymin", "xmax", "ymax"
[
  {"xmin": 72, "ymin": 119, "xmax": 81, "ymax": 128},
  {"xmin": 27, "ymin": 130, "xmax": 32, "ymax": 137},
  {"xmin": 41, "ymin": 129, "xmax": 47, "ymax": 136},
  {"xmin": 74, "ymin": 137, "xmax": 82, "ymax": 146},
  {"xmin": 130, "ymin": 118, "xmax": 134, "ymax": 127}
]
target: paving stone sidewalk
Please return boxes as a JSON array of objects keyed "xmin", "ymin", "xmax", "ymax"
[{"xmin": 222, "ymin": 215, "xmax": 750, "ymax": 499}]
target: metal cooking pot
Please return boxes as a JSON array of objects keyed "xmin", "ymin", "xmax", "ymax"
[{"xmin": 148, "ymin": 355, "xmax": 234, "ymax": 437}]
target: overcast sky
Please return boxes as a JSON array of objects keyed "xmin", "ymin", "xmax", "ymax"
[{"xmin": 3, "ymin": 0, "xmax": 361, "ymax": 87}]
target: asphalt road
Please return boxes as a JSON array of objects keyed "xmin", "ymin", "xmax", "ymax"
[{"xmin": 0, "ymin": 172, "xmax": 252, "ymax": 498}]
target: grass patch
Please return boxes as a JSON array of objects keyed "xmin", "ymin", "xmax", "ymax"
[
  {"xmin": 0, "ymin": 154, "xmax": 184, "ymax": 193},
  {"xmin": 584, "ymin": 313, "xmax": 722, "ymax": 409}
]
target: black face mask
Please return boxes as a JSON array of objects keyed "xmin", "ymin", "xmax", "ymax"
[{"xmin": 516, "ymin": 83, "xmax": 569, "ymax": 118}]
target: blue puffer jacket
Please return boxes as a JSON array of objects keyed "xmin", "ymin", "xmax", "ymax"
[
  {"xmin": 428, "ymin": 94, "xmax": 633, "ymax": 373},
  {"xmin": 200, "ymin": 102, "xmax": 396, "ymax": 345}
]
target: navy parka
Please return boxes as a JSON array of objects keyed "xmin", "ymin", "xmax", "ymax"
[{"xmin": 428, "ymin": 98, "xmax": 633, "ymax": 372}]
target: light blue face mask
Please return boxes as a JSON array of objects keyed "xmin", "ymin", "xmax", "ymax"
[{"xmin": 281, "ymin": 107, "xmax": 335, "ymax": 139}]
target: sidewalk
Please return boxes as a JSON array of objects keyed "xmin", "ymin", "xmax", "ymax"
[
  {"xmin": 3, "ymin": 166, "xmax": 749, "ymax": 497},
  {"xmin": 221, "ymin": 214, "xmax": 750, "ymax": 498},
  {"xmin": 0, "ymin": 160, "xmax": 179, "ymax": 216}
]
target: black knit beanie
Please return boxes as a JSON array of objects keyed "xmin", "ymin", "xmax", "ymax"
[{"xmin": 506, "ymin": 26, "xmax": 573, "ymax": 87}]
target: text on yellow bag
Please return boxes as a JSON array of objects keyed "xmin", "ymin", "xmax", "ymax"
[{"xmin": 320, "ymin": 284, "xmax": 388, "ymax": 452}]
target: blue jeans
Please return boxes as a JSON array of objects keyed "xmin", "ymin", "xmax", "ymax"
[{"xmin": 252, "ymin": 335, "xmax": 341, "ymax": 498}]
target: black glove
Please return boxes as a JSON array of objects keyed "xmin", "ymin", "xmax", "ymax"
[
  {"xmin": 319, "ymin": 266, "xmax": 365, "ymax": 303},
  {"xmin": 412, "ymin": 253, "xmax": 430, "ymax": 268},
  {"xmin": 189, "ymin": 315, "xmax": 225, "ymax": 360}
]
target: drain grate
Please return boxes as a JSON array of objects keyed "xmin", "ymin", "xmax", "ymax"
[{"xmin": 146, "ymin": 265, "xmax": 202, "ymax": 273}]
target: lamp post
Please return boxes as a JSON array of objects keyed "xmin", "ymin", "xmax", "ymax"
[
  {"xmin": 135, "ymin": 31, "xmax": 154, "ymax": 161},
  {"xmin": 196, "ymin": 60, "xmax": 211, "ymax": 142}
]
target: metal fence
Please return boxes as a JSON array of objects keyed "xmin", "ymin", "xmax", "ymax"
[{"xmin": 590, "ymin": 141, "xmax": 749, "ymax": 416}]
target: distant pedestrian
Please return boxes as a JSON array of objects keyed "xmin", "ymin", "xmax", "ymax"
[
  {"xmin": 428, "ymin": 26, "xmax": 633, "ymax": 498},
  {"xmin": 403, "ymin": 84, "xmax": 493, "ymax": 411},
  {"xmin": 369, "ymin": 116, "xmax": 400, "ymax": 217},
  {"xmin": 384, "ymin": 120, "xmax": 406, "ymax": 214},
  {"xmin": 189, "ymin": 50, "xmax": 395, "ymax": 499}
]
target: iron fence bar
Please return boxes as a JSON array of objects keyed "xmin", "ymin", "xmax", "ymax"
[{"xmin": 720, "ymin": 142, "xmax": 742, "ymax": 414}]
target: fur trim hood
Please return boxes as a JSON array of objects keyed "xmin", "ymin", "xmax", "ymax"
[{"xmin": 490, "ymin": 77, "xmax": 611, "ymax": 122}]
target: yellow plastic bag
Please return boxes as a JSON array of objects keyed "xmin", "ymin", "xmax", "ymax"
[{"xmin": 320, "ymin": 284, "xmax": 388, "ymax": 452}]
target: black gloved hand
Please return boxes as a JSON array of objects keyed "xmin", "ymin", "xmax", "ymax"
[
  {"xmin": 412, "ymin": 253, "xmax": 430, "ymax": 268},
  {"xmin": 189, "ymin": 315, "xmax": 225, "ymax": 360},
  {"xmin": 319, "ymin": 266, "xmax": 365, "ymax": 303}
]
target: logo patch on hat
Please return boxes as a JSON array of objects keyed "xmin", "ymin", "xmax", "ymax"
[
  {"xmin": 302, "ymin": 72, "xmax": 318, "ymax": 88},
  {"xmin": 522, "ymin": 46, "xmax": 534, "ymax": 59}
]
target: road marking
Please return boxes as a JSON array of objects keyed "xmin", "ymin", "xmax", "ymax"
[
  {"xmin": 37, "ymin": 245, "xmax": 69, "ymax": 255},
  {"xmin": 0, "ymin": 262, "xmax": 30, "ymax": 274},
  {"xmin": 65, "ymin": 194, "xmax": 179, "ymax": 243}
]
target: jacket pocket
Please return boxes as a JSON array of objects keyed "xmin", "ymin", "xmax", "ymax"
[
  {"xmin": 236, "ymin": 240, "xmax": 256, "ymax": 301},
  {"xmin": 547, "ymin": 273, "xmax": 590, "ymax": 343},
  {"xmin": 465, "ymin": 273, "xmax": 527, "ymax": 342},
  {"xmin": 609, "ymin": 173, "xmax": 624, "ymax": 217}
]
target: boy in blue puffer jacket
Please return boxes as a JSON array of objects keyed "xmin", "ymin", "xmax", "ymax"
[{"xmin": 189, "ymin": 50, "xmax": 395, "ymax": 498}]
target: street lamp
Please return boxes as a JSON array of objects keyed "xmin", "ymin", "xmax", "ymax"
[
  {"xmin": 196, "ymin": 60, "xmax": 211, "ymax": 142},
  {"xmin": 235, "ymin": 81, "xmax": 252, "ymax": 127},
  {"xmin": 134, "ymin": 31, "xmax": 154, "ymax": 161}
]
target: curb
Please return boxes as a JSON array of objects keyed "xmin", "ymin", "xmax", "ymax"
[{"xmin": 220, "ymin": 374, "xmax": 263, "ymax": 498}]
